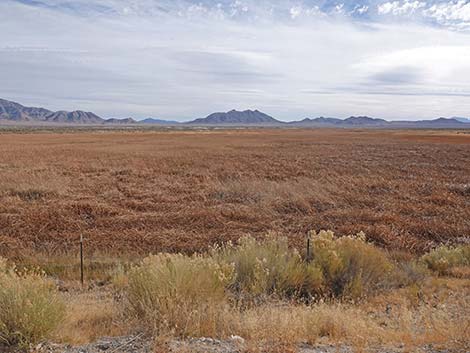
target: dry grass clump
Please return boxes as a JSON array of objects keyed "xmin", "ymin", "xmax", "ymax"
[
  {"xmin": 126, "ymin": 254, "xmax": 234, "ymax": 337},
  {"xmin": 235, "ymin": 303, "xmax": 383, "ymax": 348},
  {"xmin": 121, "ymin": 233, "xmax": 470, "ymax": 348},
  {"xmin": 126, "ymin": 269, "xmax": 470, "ymax": 350},
  {"xmin": 210, "ymin": 178, "xmax": 331, "ymax": 215},
  {"xmin": 0, "ymin": 168, "xmax": 69, "ymax": 201},
  {"xmin": 421, "ymin": 245, "xmax": 470, "ymax": 275},
  {"xmin": 19, "ymin": 253, "xmax": 134, "ymax": 283},
  {"xmin": 0, "ymin": 257, "xmax": 65, "ymax": 349},
  {"xmin": 54, "ymin": 289, "xmax": 129, "ymax": 345}
]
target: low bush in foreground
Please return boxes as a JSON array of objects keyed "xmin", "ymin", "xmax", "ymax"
[
  {"xmin": 309, "ymin": 230, "xmax": 394, "ymax": 298},
  {"xmin": 122, "ymin": 233, "xmax": 470, "ymax": 343},
  {"xmin": 124, "ymin": 232, "xmax": 398, "ymax": 337},
  {"xmin": 126, "ymin": 253, "xmax": 234, "ymax": 337},
  {"xmin": 26, "ymin": 230, "xmax": 462, "ymax": 350},
  {"xmin": 212, "ymin": 235, "xmax": 323, "ymax": 299},
  {"xmin": 211, "ymin": 231, "xmax": 394, "ymax": 299},
  {"xmin": 0, "ymin": 257, "xmax": 65, "ymax": 349},
  {"xmin": 421, "ymin": 245, "xmax": 470, "ymax": 275}
]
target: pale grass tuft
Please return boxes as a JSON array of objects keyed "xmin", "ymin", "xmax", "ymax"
[
  {"xmin": 126, "ymin": 253, "xmax": 235, "ymax": 337},
  {"xmin": 55, "ymin": 290, "xmax": 129, "ymax": 345},
  {"xmin": 0, "ymin": 258, "xmax": 65, "ymax": 349},
  {"xmin": 421, "ymin": 245, "xmax": 470, "ymax": 275}
]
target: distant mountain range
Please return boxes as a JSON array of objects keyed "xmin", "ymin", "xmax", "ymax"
[
  {"xmin": 290, "ymin": 116, "xmax": 388, "ymax": 126},
  {"xmin": 0, "ymin": 98, "xmax": 104, "ymax": 124},
  {"xmin": 105, "ymin": 118, "xmax": 137, "ymax": 124},
  {"xmin": 0, "ymin": 98, "xmax": 469, "ymax": 128},
  {"xmin": 453, "ymin": 117, "xmax": 470, "ymax": 123},
  {"xmin": 187, "ymin": 109, "xmax": 279, "ymax": 125},
  {"xmin": 0, "ymin": 98, "xmax": 177, "ymax": 125},
  {"xmin": 187, "ymin": 110, "xmax": 468, "ymax": 128},
  {"xmin": 140, "ymin": 118, "xmax": 180, "ymax": 125}
]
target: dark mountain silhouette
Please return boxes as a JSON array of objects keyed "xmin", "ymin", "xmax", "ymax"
[
  {"xmin": 343, "ymin": 116, "xmax": 388, "ymax": 125},
  {"xmin": 187, "ymin": 109, "xmax": 281, "ymax": 125},
  {"xmin": 0, "ymin": 98, "xmax": 104, "ymax": 124},
  {"xmin": 289, "ymin": 116, "xmax": 466, "ymax": 128},
  {"xmin": 451, "ymin": 117, "xmax": 470, "ymax": 123},
  {"xmin": 289, "ymin": 117, "xmax": 342, "ymax": 126},
  {"xmin": 290, "ymin": 116, "xmax": 388, "ymax": 126},
  {"xmin": 406, "ymin": 118, "xmax": 465, "ymax": 126},
  {"xmin": 45, "ymin": 110, "xmax": 104, "ymax": 124},
  {"xmin": 1, "ymin": 99, "xmax": 468, "ymax": 128},
  {"xmin": 311, "ymin": 117, "xmax": 343, "ymax": 124},
  {"xmin": 105, "ymin": 118, "xmax": 137, "ymax": 124},
  {"xmin": 384, "ymin": 117, "xmax": 464, "ymax": 128},
  {"xmin": 139, "ymin": 118, "xmax": 180, "ymax": 125},
  {"xmin": 427, "ymin": 118, "xmax": 464, "ymax": 125},
  {"xmin": 0, "ymin": 98, "xmax": 53, "ymax": 121}
]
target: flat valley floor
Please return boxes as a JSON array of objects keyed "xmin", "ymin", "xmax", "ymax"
[{"xmin": 1, "ymin": 128, "xmax": 469, "ymax": 258}]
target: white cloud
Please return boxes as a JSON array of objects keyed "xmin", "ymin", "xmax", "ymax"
[
  {"xmin": 1, "ymin": 0, "xmax": 470, "ymax": 120},
  {"xmin": 425, "ymin": 1, "xmax": 470, "ymax": 23},
  {"xmin": 334, "ymin": 3, "xmax": 345, "ymax": 14},
  {"xmin": 355, "ymin": 46, "xmax": 470, "ymax": 96},
  {"xmin": 377, "ymin": 1, "xmax": 427, "ymax": 16},
  {"xmin": 352, "ymin": 5, "xmax": 369, "ymax": 15},
  {"xmin": 376, "ymin": 1, "xmax": 470, "ymax": 30},
  {"xmin": 289, "ymin": 5, "xmax": 323, "ymax": 19},
  {"xmin": 358, "ymin": 46, "xmax": 470, "ymax": 75},
  {"xmin": 289, "ymin": 6, "xmax": 302, "ymax": 19}
]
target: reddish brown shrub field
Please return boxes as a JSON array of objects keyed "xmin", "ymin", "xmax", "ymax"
[{"xmin": 0, "ymin": 128, "xmax": 469, "ymax": 257}]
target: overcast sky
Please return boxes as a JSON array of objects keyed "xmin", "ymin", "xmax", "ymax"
[{"xmin": 1, "ymin": 0, "xmax": 470, "ymax": 121}]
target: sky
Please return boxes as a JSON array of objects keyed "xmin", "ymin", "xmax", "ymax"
[{"xmin": 1, "ymin": 0, "xmax": 470, "ymax": 121}]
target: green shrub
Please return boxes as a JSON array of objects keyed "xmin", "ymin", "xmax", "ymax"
[
  {"xmin": 0, "ymin": 259, "xmax": 65, "ymax": 349},
  {"xmin": 310, "ymin": 231, "xmax": 394, "ymax": 298},
  {"xmin": 421, "ymin": 245, "xmax": 470, "ymax": 275},
  {"xmin": 124, "ymin": 231, "xmax": 403, "ymax": 339},
  {"xmin": 213, "ymin": 232, "xmax": 393, "ymax": 299},
  {"xmin": 213, "ymin": 235, "xmax": 323, "ymax": 298},
  {"xmin": 126, "ymin": 253, "xmax": 234, "ymax": 337}
]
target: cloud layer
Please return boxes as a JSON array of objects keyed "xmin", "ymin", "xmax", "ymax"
[{"xmin": 1, "ymin": 0, "xmax": 470, "ymax": 120}]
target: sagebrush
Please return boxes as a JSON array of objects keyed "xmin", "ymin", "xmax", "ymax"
[
  {"xmin": 421, "ymin": 245, "xmax": 470, "ymax": 275},
  {"xmin": 122, "ymin": 237, "xmax": 470, "ymax": 348},
  {"xmin": 125, "ymin": 232, "xmax": 399, "ymax": 338},
  {"xmin": 126, "ymin": 253, "xmax": 234, "ymax": 337},
  {"xmin": 0, "ymin": 258, "xmax": 65, "ymax": 349}
]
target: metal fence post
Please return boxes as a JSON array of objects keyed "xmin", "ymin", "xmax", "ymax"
[
  {"xmin": 306, "ymin": 231, "xmax": 312, "ymax": 263},
  {"xmin": 80, "ymin": 234, "xmax": 84, "ymax": 286}
]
